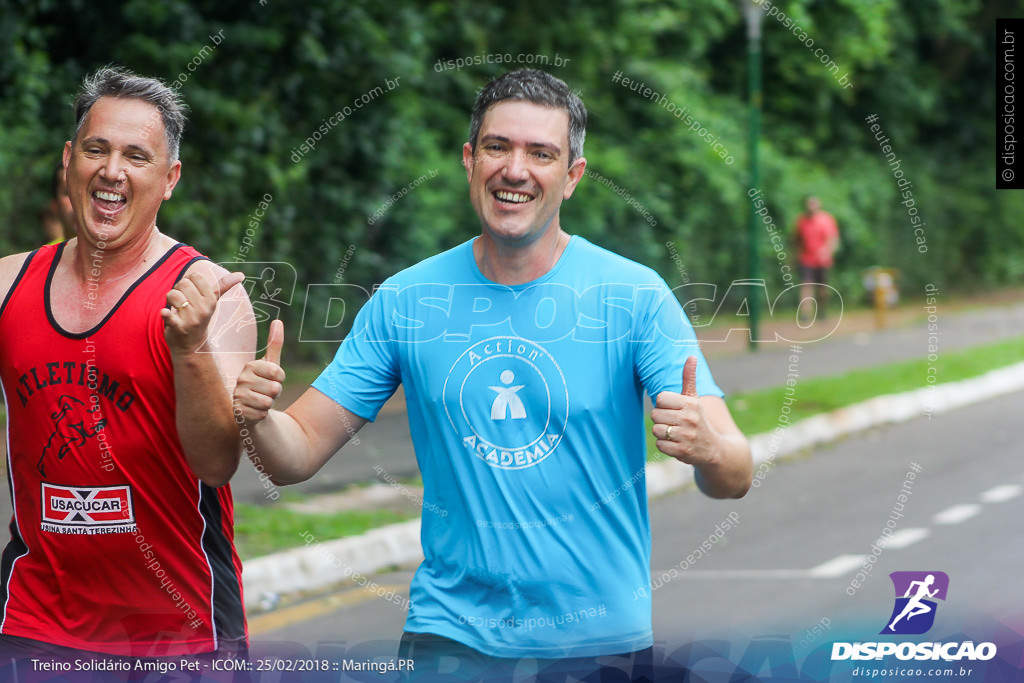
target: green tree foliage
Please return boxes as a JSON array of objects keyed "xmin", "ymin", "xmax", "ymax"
[{"xmin": 0, "ymin": 0, "xmax": 1018, "ymax": 358}]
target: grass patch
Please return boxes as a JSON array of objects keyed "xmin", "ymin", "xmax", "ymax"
[
  {"xmin": 232, "ymin": 503, "xmax": 414, "ymax": 560},
  {"xmin": 727, "ymin": 335, "xmax": 1023, "ymax": 435},
  {"xmin": 648, "ymin": 335, "xmax": 1024, "ymax": 457}
]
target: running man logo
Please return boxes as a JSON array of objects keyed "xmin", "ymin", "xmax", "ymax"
[
  {"xmin": 38, "ymin": 395, "xmax": 107, "ymax": 477},
  {"xmin": 881, "ymin": 571, "xmax": 949, "ymax": 635}
]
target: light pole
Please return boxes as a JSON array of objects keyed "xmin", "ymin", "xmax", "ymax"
[{"xmin": 741, "ymin": 0, "xmax": 766, "ymax": 350}]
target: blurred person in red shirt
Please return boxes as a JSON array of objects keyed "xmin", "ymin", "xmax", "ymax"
[{"xmin": 794, "ymin": 196, "xmax": 839, "ymax": 322}]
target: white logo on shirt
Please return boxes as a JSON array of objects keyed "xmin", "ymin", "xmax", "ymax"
[
  {"xmin": 444, "ymin": 337, "xmax": 567, "ymax": 470},
  {"xmin": 489, "ymin": 370, "xmax": 527, "ymax": 420}
]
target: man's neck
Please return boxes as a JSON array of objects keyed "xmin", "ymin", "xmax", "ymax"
[
  {"xmin": 474, "ymin": 229, "xmax": 570, "ymax": 286},
  {"xmin": 68, "ymin": 228, "xmax": 168, "ymax": 286}
]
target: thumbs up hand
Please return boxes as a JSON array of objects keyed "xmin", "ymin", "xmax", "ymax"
[
  {"xmin": 163, "ymin": 271, "xmax": 246, "ymax": 353},
  {"xmin": 680, "ymin": 355, "xmax": 698, "ymax": 398},
  {"xmin": 652, "ymin": 356, "xmax": 715, "ymax": 466},
  {"xmin": 233, "ymin": 318, "xmax": 286, "ymax": 423}
]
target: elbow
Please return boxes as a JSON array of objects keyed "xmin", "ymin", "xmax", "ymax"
[
  {"xmin": 729, "ymin": 477, "xmax": 752, "ymax": 499},
  {"xmin": 200, "ymin": 472, "xmax": 233, "ymax": 489},
  {"xmin": 699, "ymin": 477, "xmax": 751, "ymax": 500},
  {"xmin": 198, "ymin": 457, "xmax": 241, "ymax": 489},
  {"xmin": 728, "ymin": 451, "xmax": 761, "ymax": 498},
  {"xmin": 729, "ymin": 447, "xmax": 754, "ymax": 499},
  {"xmin": 697, "ymin": 438, "xmax": 753, "ymax": 499},
  {"xmin": 189, "ymin": 438, "xmax": 242, "ymax": 489},
  {"xmin": 267, "ymin": 471, "xmax": 304, "ymax": 487}
]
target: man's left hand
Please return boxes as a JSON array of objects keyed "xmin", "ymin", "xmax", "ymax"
[
  {"xmin": 162, "ymin": 271, "xmax": 245, "ymax": 353},
  {"xmin": 652, "ymin": 356, "xmax": 718, "ymax": 467}
]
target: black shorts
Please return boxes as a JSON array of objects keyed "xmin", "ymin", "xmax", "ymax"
[
  {"xmin": 800, "ymin": 265, "xmax": 829, "ymax": 285},
  {"xmin": 398, "ymin": 631, "xmax": 653, "ymax": 683}
]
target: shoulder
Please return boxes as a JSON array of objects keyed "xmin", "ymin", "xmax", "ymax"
[
  {"xmin": 565, "ymin": 236, "xmax": 666, "ymax": 287},
  {"xmin": 179, "ymin": 253, "xmax": 228, "ymax": 283},
  {"xmin": 0, "ymin": 249, "xmax": 42, "ymax": 308},
  {"xmin": 170, "ymin": 240, "xmax": 219, "ymax": 276},
  {"xmin": 173, "ymin": 246, "xmax": 256, "ymax": 357},
  {"xmin": 0, "ymin": 250, "xmax": 37, "ymax": 278},
  {"xmin": 173, "ymin": 244, "xmax": 240, "ymax": 293},
  {"xmin": 173, "ymin": 244, "xmax": 252, "ymax": 315}
]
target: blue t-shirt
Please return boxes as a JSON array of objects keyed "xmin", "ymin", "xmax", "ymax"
[{"xmin": 313, "ymin": 236, "xmax": 722, "ymax": 658}]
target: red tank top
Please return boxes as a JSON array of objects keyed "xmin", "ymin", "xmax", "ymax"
[{"xmin": 0, "ymin": 242, "xmax": 247, "ymax": 657}]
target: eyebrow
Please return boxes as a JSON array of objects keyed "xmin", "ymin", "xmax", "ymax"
[
  {"xmin": 79, "ymin": 136, "xmax": 156, "ymax": 157},
  {"xmin": 479, "ymin": 134, "xmax": 562, "ymax": 155}
]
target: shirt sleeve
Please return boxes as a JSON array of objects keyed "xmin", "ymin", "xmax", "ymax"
[
  {"xmin": 632, "ymin": 280, "xmax": 724, "ymax": 401},
  {"xmin": 311, "ymin": 284, "xmax": 401, "ymax": 422}
]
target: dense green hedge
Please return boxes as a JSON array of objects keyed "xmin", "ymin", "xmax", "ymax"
[{"xmin": 1, "ymin": 0, "xmax": 1019, "ymax": 359}]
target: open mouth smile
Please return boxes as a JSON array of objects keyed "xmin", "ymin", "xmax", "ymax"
[
  {"xmin": 92, "ymin": 189, "xmax": 127, "ymax": 215},
  {"xmin": 493, "ymin": 189, "xmax": 534, "ymax": 205}
]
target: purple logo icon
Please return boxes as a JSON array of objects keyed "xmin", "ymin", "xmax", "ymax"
[{"xmin": 881, "ymin": 571, "xmax": 949, "ymax": 635}]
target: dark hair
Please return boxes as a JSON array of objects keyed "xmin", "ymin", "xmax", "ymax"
[
  {"xmin": 468, "ymin": 69, "xmax": 586, "ymax": 165},
  {"xmin": 73, "ymin": 65, "xmax": 189, "ymax": 161}
]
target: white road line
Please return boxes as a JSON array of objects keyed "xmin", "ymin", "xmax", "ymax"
[
  {"xmin": 980, "ymin": 484, "xmax": 1022, "ymax": 503},
  {"xmin": 932, "ymin": 503, "xmax": 982, "ymax": 525},
  {"xmin": 808, "ymin": 554, "xmax": 867, "ymax": 578},
  {"xmin": 653, "ymin": 523, "xmax": 943, "ymax": 582},
  {"xmin": 654, "ymin": 569, "xmax": 811, "ymax": 580},
  {"xmin": 877, "ymin": 527, "xmax": 930, "ymax": 549}
]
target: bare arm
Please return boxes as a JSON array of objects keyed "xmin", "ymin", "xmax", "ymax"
[
  {"xmin": 0, "ymin": 252, "xmax": 32, "ymax": 312},
  {"xmin": 651, "ymin": 357, "xmax": 753, "ymax": 499},
  {"xmin": 233, "ymin": 319, "xmax": 367, "ymax": 485},
  {"xmin": 162, "ymin": 263, "xmax": 256, "ymax": 487}
]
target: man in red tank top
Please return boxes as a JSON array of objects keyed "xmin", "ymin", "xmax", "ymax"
[{"xmin": 0, "ymin": 67, "xmax": 255, "ymax": 678}]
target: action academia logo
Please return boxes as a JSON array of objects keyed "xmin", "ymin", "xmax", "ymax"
[
  {"xmin": 881, "ymin": 571, "xmax": 949, "ymax": 635},
  {"xmin": 444, "ymin": 336, "xmax": 568, "ymax": 470}
]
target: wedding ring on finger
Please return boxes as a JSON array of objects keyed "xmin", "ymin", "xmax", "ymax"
[{"xmin": 666, "ymin": 425, "xmax": 674, "ymax": 441}]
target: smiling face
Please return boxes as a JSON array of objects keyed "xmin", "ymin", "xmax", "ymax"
[
  {"xmin": 463, "ymin": 100, "xmax": 585, "ymax": 248},
  {"xmin": 62, "ymin": 96, "xmax": 181, "ymax": 249}
]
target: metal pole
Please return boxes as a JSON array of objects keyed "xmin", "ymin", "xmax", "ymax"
[{"xmin": 743, "ymin": 1, "xmax": 765, "ymax": 350}]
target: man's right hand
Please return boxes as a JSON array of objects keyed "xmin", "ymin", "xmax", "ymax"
[{"xmin": 233, "ymin": 318, "xmax": 286, "ymax": 423}]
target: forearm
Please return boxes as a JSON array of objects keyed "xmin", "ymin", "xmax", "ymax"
[
  {"xmin": 694, "ymin": 431, "xmax": 752, "ymax": 499},
  {"xmin": 243, "ymin": 408, "xmax": 322, "ymax": 486},
  {"xmin": 172, "ymin": 353, "xmax": 243, "ymax": 487}
]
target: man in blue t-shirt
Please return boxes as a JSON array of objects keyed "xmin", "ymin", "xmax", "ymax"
[{"xmin": 234, "ymin": 69, "xmax": 752, "ymax": 681}]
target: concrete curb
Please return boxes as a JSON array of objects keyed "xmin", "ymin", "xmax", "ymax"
[
  {"xmin": 242, "ymin": 361, "xmax": 1024, "ymax": 611},
  {"xmin": 243, "ymin": 520, "xmax": 422, "ymax": 611},
  {"xmin": 649, "ymin": 360, "xmax": 1024, "ymax": 496}
]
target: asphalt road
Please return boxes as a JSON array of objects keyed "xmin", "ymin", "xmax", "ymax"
[{"xmin": 247, "ymin": 389, "xmax": 1024, "ymax": 682}]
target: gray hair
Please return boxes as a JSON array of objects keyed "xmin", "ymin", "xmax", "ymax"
[
  {"xmin": 73, "ymin": 66, "xmax": 189, "ymax": 161},
  {"xmin": 468, "ymin": 69, "xmax": 587, "ymax": 165}
]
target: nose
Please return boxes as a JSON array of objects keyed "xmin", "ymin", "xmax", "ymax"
[
  {"xmin": 501, "ymin": 149, "xmax": 529, "ymax": 183},
  {"xmin": 99, "ymin": 153, "xmax": 127, "ymax": 185}
]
